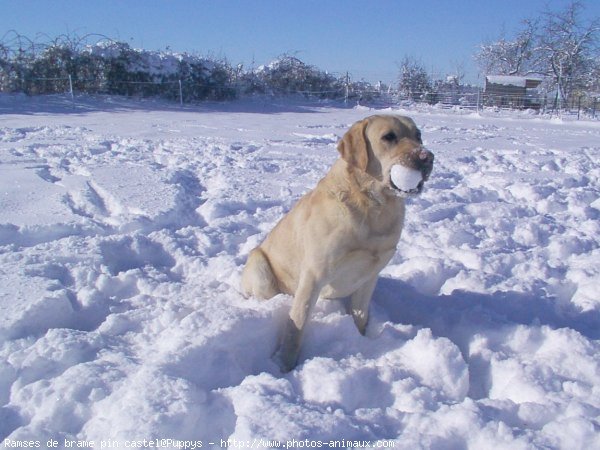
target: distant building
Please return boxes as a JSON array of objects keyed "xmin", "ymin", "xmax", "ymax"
[{"xmin": 484, "ymin": 75, "xmax": 543, "ymax": 109}]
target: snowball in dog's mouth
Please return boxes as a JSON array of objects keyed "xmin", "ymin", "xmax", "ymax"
[{"xmin": 390, "ymin": 164, "xmax": 424, "ymax": 195}]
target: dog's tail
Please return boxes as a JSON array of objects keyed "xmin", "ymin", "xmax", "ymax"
[{"xmin": 241, "ymin": 247, "xmax": 280, "ymax": 299}]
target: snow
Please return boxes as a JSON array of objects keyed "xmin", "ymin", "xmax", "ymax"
[
  {"xmin": 83, "ymin": 42, "xmax": 213, "ymax": 77},
  {"xmin": 0, "ymin": 94, "xmax": 599, "ymax": 449},
  {"xmin": 485, "ymin": 76, "xmax": 542, "ymax": 88},
  {"xmin": 390, "ymin": 165, "xmax": 422, "ymax": 192}
]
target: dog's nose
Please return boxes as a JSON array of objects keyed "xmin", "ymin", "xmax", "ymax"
[
  {"xmin": 419, "ymin": 148, "xmax": 434, "ymax": 163},
  {"xmin": 417, "ymin": 148, "xmax": 434, "ymax": 177}
]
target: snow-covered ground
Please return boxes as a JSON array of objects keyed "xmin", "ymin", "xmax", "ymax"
[{"xmin": 0, "ymin": 94, "xmax": 599, "ymax": 449}]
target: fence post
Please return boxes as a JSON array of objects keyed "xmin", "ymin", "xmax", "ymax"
[
  {"xmin": 68, "ymin": 74, "xmax": 74, "ymax": 100},
  {"xmin": 178, "ymin": 80, "xmax": 183, "ymax": 106},
  {"xmin": 345, "ymin": 72, "xmax": 349, "ymax": 104}
]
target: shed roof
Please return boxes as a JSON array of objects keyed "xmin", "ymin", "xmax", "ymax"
[{"xmin": 486, "ymin": 75, "xmax": 543, "ymax": 87}]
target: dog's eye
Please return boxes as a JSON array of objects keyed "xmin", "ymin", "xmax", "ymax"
[
  {"xmin": 382, "ymin": 132, "xmax": 397, "ymax": 142},
  {"xmin": 415, "ymin": 130, "xmax": 422, "ymax": 143}
]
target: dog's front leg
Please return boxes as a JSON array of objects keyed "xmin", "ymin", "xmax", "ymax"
[
  {"xmin": 349, "ymin": 276, "xmax": 378, "ymax": 335},
  {"xmin": 273, "ymin": 270, "xmax": 321, "ymax": 372}
]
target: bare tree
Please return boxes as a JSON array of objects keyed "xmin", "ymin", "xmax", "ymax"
[
  {"xmin": 449, "ymin": 59, "xmax": 467, "ymax": 87},
  {"xmin": 535, "ymin": 1, "xmax": 600, "ymax": 102},
  {"xmin": 475, "ymin": 19, "xmax": 537, "ymax": 76}
]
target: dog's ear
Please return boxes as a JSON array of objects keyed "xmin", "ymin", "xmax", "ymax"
[{"xmin": 337, "ymin": 119, "xmax": 368, "ymax": 171}]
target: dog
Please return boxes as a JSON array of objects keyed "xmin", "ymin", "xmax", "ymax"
[{"xmin": 241, "ymin": 114, "xmax": 434, "ymax": 371}]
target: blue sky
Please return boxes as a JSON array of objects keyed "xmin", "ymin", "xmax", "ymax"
[{"xmin": 2, "ymin": 0, "xmax": 599, "ymax": 85}]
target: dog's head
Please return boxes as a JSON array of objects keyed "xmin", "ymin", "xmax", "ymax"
[{"xmin": 337, "ymin": 115, "xmax": 434, "ymax": 197}]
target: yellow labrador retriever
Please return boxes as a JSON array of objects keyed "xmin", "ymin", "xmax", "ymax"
[{"xmin": 242, "ymin": 114, "xmax": 434, "ymax": 371}]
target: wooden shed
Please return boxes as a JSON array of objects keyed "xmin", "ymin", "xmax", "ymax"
[{"xmin": 484, "ymin": 75, "xmax": 543, "ymax": 109}]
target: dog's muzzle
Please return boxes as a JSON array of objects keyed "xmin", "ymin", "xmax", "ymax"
[
  {"xmin": 390, "ymin": 148, "xmax": 434, "ymax": 196},
  {"xmin": 418, "ymin": 148, "xmax": 435, "ymax": 180}
]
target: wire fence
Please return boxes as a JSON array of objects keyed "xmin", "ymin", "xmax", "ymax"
[
  {"xmin": 395, "ymin": 90, "xmax": 599, "ymax": 118},
  {"xmin": 4, "ymin": 74, "xmax": 599, "ymax": 119},
  {"xmin": 1, "ymin": 73, "xmax": 360, "ymax": 103}
]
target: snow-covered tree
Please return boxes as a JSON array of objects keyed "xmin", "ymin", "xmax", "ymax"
[
  {"xmin": 536, "ymin": 1, "xmax": 600, "ymax": 102},
  {"xmin": 256, "ymin": 54, "xmax": 341, "ymax": 98},
  {"xmin": 397, "ymin": 56, "xmax": 431, "ymax": 101},
  {"xmin": 475, "ymin": 20, "xmax": 537, "ymax": 76},
  {"xmin": 474, "ymin": 1, "xmax": 599, "ymax": 106}
]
